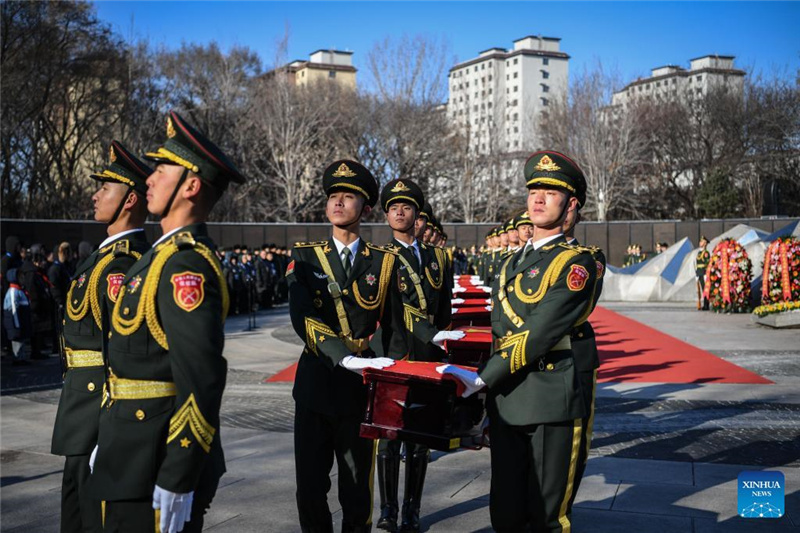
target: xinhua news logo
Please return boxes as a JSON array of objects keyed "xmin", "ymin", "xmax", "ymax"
[{"xmin": 738, "ymin": 471, "xmax": 784, "ymax": 519}]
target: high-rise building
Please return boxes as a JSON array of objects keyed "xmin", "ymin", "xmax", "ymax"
[
  {"xmin": 447, "ymin": 36, "xmax": 570, "ymax": 154},
  {"xmin": 612, "ymin": 55, "xmax": 745, "ymax": 108},
  {"xmin": 283, "ymin": 49, "xmax": 357, "ymax": 90}
]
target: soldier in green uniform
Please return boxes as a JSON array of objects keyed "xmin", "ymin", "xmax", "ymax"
[
  {"xmin": 561, "ymin": 188, "xmax": 606, "ymax": 512},
  {"xmin": 695, "ymin": 236, "xmax": 710, "ymax": 310},
  {"xmin": 516, "ymin": 211, "xmax": 534, "ymax": 244},
  {"xmin": 88, "ymin": 112, "xmax": 244, "ymax": 533},
  {"xmin": 439, "ymin": 151, "xmax": 598, "ymax": 532},
  {"xmin": 52, "ymin": 141, "xmax": 151, "ymax": 533},
  {"xmin": 375, "ymin": 179, "xmax": 461, "ymax": 532},
  {"xmin": 287, "ymin": 160, "xmax": 402, "ymax": 533}
]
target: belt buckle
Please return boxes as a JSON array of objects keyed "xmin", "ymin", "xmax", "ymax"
[{"xmin": 327, "ymin": 282, "xmax": 342, "ymax": 298}]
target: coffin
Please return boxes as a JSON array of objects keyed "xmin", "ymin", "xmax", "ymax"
[
  {"xmin": 360, "ymin": 361, "xmax": 487, "ymax": 451},
  {"xmin": 455, "ymin": 286, "xmax": 491, "ymax": 298},
  {"xmin": 452, "ymin": 297, "xmax": 491, "ymax": 309},
  {"xmin": 446, "ymin": 326, "xmax": 493, "ymax": 367},
  {"xmin": 450, "ymin": 305, "xmax": 491, "ymax": 328}
]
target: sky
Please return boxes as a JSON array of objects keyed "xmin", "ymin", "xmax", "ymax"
[{"xmin": 93, "ymin": 1, "xmax": 799, "ymax": 92}]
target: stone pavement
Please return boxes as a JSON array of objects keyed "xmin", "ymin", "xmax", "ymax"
[{"xmin": 2, "ymin": 303, "xmax": 799, "ymax": 532}]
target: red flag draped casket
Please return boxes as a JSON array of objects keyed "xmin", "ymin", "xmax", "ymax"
[
  {"xmin": 450, "ymin": 305, "xmax": 491, "ymax": 327},
  {"xmin": 445, "ymin": 326, "xmax": 493, "ymax": 367},
  {"xmin": 360, "ymin": 361, "xmax": 486, "ymax": 451}
]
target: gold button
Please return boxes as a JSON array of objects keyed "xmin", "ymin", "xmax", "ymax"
[
  {"xmin": 507, "ymin": 286, "xmax": 514, "ymax": 292},
  {"xmin": 415, "ymin": 318, "xmax": 420, "ymax": 323},
  {"xmin": 507, "ymin": 331, "xmax": 512, "ymax": 336},
  {"xmin": 342, "ymin": 289, "xmax": 349, "ymax": 296},
  {"xmin": 123, "ymin": 307, "xmax": 130, "ymax": 315},
  {"xmin": 527, "ymin": 289, "xmax": 533, "ymax": 294},
  {"xmin": 73, "ymin": 299, "xmax": 78, "ymax": 305},
  {"xmin": 135, "ymin": 409, "xmax": 145, "ymax": 421},
  {"xmin": 546, "ymin": 363, "xmax": 554, "ymax": 371},
  {"xmin": 578, "ymin": 332, "xmax": 584, "ymax": 338},
  {"xmin": 87, "ymin": 382, "xmax": 96, "ymax": 392},
  {"xmin": 315, "ymin": 290, "xmax": 321, "ymax": 295}
]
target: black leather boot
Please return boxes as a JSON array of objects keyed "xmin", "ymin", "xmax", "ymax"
[
  {"xmin": 377, "ymin": 454, "xmax": 401, "ymax": 532},
  {"xmin": 399, "ymin": 450, "xmax": 429, "ymax": 532}
]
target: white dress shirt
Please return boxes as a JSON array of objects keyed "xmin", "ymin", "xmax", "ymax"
[
  {"xmin": 332, "ymin": 236, "xmax": 360, "ymax": 268},
  {"xmin": 99, "ymin": 228, "xmax": 145, "ymax": 249}
]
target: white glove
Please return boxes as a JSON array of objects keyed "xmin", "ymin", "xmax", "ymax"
[
  {"xmin": 436, "ymin": 364, "xmax": 486, "ymax": 398},
  {"xmin": 485, "ymin": 305, "xmax": 492, "ymax": 311},
  {"xmin": 89, "ymin": 445, "xmax": 98, "ymax": 474},
  {"xmin": 452, "ymin": 298, "xmax": 465, "ymax": 304},
  {"xmin": 480, "ymin": 286, "xmax": 493, "ymax": 293},
  {"xmin": 340, "ymin": 356, "xmax": 395, "ymax": 375},
  {"xmin": 153, "ymin": 485, "xmax": 194, "ymax": 533},
  {"xmin": 470, "ymin": 276, "xmax": 481, "ymax": 282},
  {"xmin": 451, "ymin": 307, "xmax": 459, "ymax": 314},
  {"xmin": 453, "ymin": 287, "xmax": 467, "ymax": 293},
  {"xmin": 432, "ymin": 330, "xmax": 466, "ymax": 349}
]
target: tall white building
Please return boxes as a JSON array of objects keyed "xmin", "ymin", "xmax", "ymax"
[
  {"xmin": 612, "ymin": 55, "xmax": 745, "ymax": 108},
  {"xmin": 447, "ymin": 36, "xmax": 570, "ymax": 154}
]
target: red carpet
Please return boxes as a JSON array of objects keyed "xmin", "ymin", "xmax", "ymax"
[
  {"xmin": 592, "ymin": 306, "xmax": 772, "ymax": 384},
  {"xmin": 265, "ymin": 306, "xmax": 772, "ymax": 385}
]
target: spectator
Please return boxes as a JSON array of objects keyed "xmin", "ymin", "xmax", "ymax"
[
  {"xmin": 18, "ymin": 246, "xmax": 53, "ymax": 359},
  {"xmin": 48, "ymin": 242, "xmax": 74, "ymax": 310},
  {"xmin": 3, "ymin": 269, "xmax": 32, "ymax": 365}
]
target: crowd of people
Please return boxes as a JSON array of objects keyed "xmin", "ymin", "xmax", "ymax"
[{"xmin": 215, "ymin": 244, "xmax": 291, "ymax": 315}]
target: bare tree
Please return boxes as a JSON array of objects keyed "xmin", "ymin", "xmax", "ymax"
[{"xmin": 539, "ymin": 63, "xmax": 651, "ymax": 221}]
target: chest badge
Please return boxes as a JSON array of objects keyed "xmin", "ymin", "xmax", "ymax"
[
  {"xmin": 171, "ymin": 271, "xmax": 205, "ymax": 312},
  {"xmin": 127, "ymin": 275, "xmax": 142, "ymax": 294},
  {"xmin": 430, "ymin": 262, "xmax": 439, "ymax": 271},
  {"xmin": 106, "ymin": 273, "xmax": 125, "ymax": 302},
  {"xmin": 77, "ymin": 273, "xmax": 87, "ymax": 288},
  {"xmin": 527, "ymin": 267, "xmax": 540, "ymax": 279},
  {"xmin": 365, "ymin": 273, "xmax": 377, "ymax": 286}
]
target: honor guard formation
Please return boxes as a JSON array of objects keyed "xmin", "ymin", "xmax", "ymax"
[{"xmin": 36, "ymin": 106, "xmax": 603, "ymax": 533}]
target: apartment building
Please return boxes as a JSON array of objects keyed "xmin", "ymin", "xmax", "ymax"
[
  {"xmin": 447, "ymin": 36, "xmax": 570, "ymax": 154},
  {"xmin": 284, "ymin": 49, "xmax": 357, "ymax": 90},
  {"xmin": 611, "ymin": 55, "xmax": 745, "ymax": 108}
]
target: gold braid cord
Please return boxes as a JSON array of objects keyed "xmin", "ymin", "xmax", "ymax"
[
  {"xmin": 498, "ymin": 329, "xmax": 530, "ymax": 374},
  {"xmin": 513, "ymin": 249, "xmax": 579, "ymax": 304},
  {"xmin": 425, "ymin": 249, "xmax": 444, "ymax": 290},
  {"xmin": 304, "ymin": 317, "xmax": 336, "ymax": 356},
  {"xmin": 353, "ymin": 252, "xmax": 395, "ymax": 314},
  {"xmin": 167, "ymin": 393, "xmax": 215, "ymax": 453},
  {"xmin": 497, "ymin": 256, "xmax": 522, "ymax": 328},
  {"xmin": 112, "ymin": 240, "xmax": 228, "ymax": 351}
]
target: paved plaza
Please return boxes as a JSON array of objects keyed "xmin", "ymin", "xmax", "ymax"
[{"xmin": 2, "ymin": 303, "xmax": 799, "ymax": 532}]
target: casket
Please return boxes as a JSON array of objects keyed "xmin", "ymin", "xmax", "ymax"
[
  {"xmin": 452, "ymin": 297, "xmax": 491, "ymax": 308},
  {"xmin": 360, "ymin": 361, "xmax": 487, "ymax": 451},
  {"xmin": 455, "ymin": 286, "xmax": 491, "ymax": 298},
  {"xmin": 446, "ymin": 326, "xmax": 493, "ymax": 367},
  {"xmin": 450, "ymin": 305, "xmax": 491, "ymax": 328}
]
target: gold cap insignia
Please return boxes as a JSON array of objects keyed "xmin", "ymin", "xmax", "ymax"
[
  {"xmin": 520, "ymin": 211, "xmax": 530, "ymax": 219},
  {"xmin": 390, "ymin": 181, "xmax": 411, "ymax": 193},
  {"xmin": 332, "ymin": 163, "xmax": 356, "ymax": 178},
  {"xmin": 109, "ymin": 146, "xmax": 117, "ymax": 163},
  {"xmin": 167, "ymin": 117, "xmax": 177, "ymax": 138},
  {"xmin": 535, "ymin": 155, "xmax": 561, "ymax": 172}
]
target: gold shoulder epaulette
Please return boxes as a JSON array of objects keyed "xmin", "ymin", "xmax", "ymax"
[
  {"xmin": 366, "ymin": 242, "xmax": 397, "ymax": 255},
  {"xmin": 558, "ymin": 242, "xmax": 594, "ymax": 254},
  {"xmin": 293, "ymin": 241, "xmax": 327, "ymax": 249},
  {"xmin": 173, "ymin": 231, "xmax": 197, "ymax": 250},
  {"xmin": 112, "ymin": 239, "xmax": 131, "ymax": 257}
]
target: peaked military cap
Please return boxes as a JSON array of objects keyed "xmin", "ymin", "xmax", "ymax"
[
  {"xmin": 515, "ymin": 210, "xmax": 533, "ymax": 227},
  {"xmin": 524, "ymin": 150, "xmax": 587, "ymax": 206},
  {"xmin": 504, "ymin": 218, "xmax": 516, "ymax": 232},
  {"xmin": 322, "ymin": 159, "xmax": 379, "ymax": 207},
  {"xmin": 419, "ymin": 201, "xmax": 433, "ymax": 221},
  {"xmin": 90, "ymin": 140, "xmax": 151, "ymax": 195},
  {"xmin": 380, "ymin": 178, "xmax": 425, "ymax": 212},
  {"xmin": 144, "ymin": 111, "xmax": 245, "ymax": 187}
]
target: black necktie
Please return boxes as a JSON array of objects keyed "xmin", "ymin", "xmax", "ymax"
[{"xmin": 516, "ymin": 244, "xmax": 532, "ymax": 268}]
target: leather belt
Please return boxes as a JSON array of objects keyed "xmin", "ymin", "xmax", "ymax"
[{"xmin": 65, "ymin": 348, "xmax": 104, "ymax": 369}]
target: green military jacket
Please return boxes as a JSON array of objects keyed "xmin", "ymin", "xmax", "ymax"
[
  {"xmin": 479, "ymin": 236, "xmax": 597, "ymax": 426},
  {"xmin": 388, "ymin": 239, "xmax": 452, "ymax": 362},
  {"xmin": 51, "ymin": 231, "xmax": 149, "ymax": 457},
  {"xmin": 287, "ymin": 238, "xmax": 401, "ymax": 417},
  {"xmin": 696, "ymin": 249, "xmax": 710, "ymax": 279},
  {"xmin": 88, "ymin": 223, "xmax": 227, "ymax": 500},
  {"xmin": 568, "ymin": 239, "xmax": 606, "ymax": 374},
  {"xmin": 482, "ymin": 250, "xmax": 502, "ymax": 287}
]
